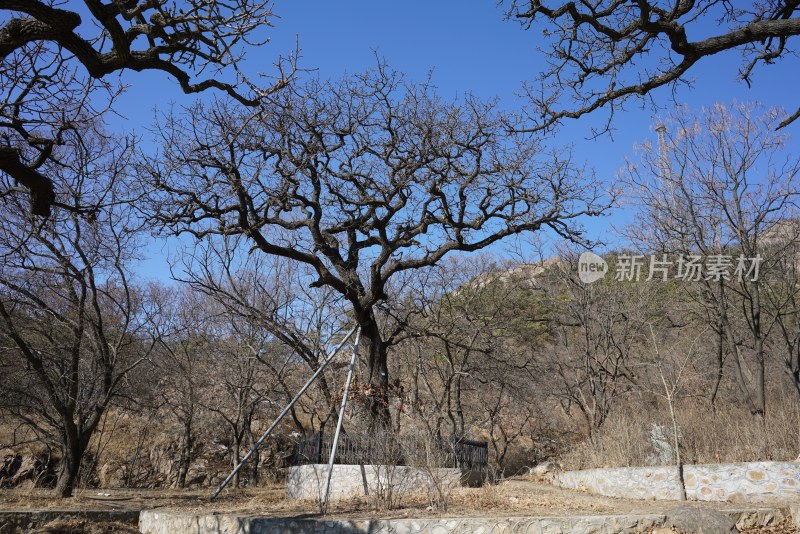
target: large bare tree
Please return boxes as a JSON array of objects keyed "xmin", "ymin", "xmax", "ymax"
[
  {"xmin": 143, "ymin": 65, "xmax": 607, "ymax": 428},
  {"xmin": 539, "ymin": 252, "xmax": 655, "ymax": 440},
  {"xmin": 505, "ymin": 1, "xmax": 800, "ymax": 133},
  {"xmin": 0, "ymin": 0, "xmax": 292, "ymax": 216}
]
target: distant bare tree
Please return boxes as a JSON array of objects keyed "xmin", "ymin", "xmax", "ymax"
[
  {"xmin": 390, "ymin": 254, "xmax": 552, "ymax": 474},
  {"xmin": 146, "ymin": 285, "xmax": 212, "ymax": 488},
  {"xmin": 175, "ymin": 236, "xmax": 347, "ymax": 435},
  {"xmin": 760, "ymin": 221, "xmax": 800, "ymax": 397},
  {"xmin": 625, "ymin": 103, "xmax": 800, "ymax": 416},
  {"xmin": 505, "ymin": 0, "xmax": 800, "ymax": 133},
  {"xmin": 0, "ymin": 125, "xmax": 152, "ymax": 497},
  {"xmin": 201, "ymin": 309, "xmax": 287, "ymax": 488},
  {"xmin": 0, "ymin": 0, "xmax": 294, "ymax": 215},
  {"xmin": 143, "ymin": 64, "xmax": 608, "ymax": 428},
  {"xmin": 540, "ymin": 251, "xmax": 658, "ymax": 440}
]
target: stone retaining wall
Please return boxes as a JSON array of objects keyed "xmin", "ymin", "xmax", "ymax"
[
  {"xmin": 139, "ymin": 511, "xmax": 667, "ymax": 534},
  {"xmin": 552, "ymin": 461, "xmax": 800, "ymax": 502},
  {"xmin": 138, "ymin": 508, "xmax": 796, "ymax": 534},
  {"xmin": 287, "ymin": 464, "xmax": 460, "ymax": 501}
]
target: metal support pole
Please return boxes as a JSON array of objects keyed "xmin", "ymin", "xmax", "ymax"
[
  {"xmin": 210, "ymin": 325, "xmax": 358, "ymax": 500},
  {"xmin": 321, "ymin": 327, "xmax": 361, "ymax": 513}
]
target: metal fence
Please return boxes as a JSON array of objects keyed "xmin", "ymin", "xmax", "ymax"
[{"xmin": 294, "ymin": 432, "xmax": 488, "ymax": 470}]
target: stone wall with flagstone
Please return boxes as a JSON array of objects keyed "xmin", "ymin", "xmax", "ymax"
[{"xmin": 552, "ymin": 461, "xmax": 800, "ymax": 502}]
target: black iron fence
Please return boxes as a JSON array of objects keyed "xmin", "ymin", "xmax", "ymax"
[{"xmin": 294, "ymin": 432, "xmax": 488, "ymax": 470}]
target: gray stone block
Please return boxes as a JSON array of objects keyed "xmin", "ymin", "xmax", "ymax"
[{"xmin": 665, "ymin": 504, "xmax": 737, "ymax": 533}]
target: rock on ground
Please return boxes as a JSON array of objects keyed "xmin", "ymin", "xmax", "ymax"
[{"xmin": 666, "ymin": 504, "xmax": 738, "ymax": 533}]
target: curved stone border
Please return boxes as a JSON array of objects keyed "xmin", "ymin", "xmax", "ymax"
[{"xmin": 552, "ymin": 461, "xmax": 800, "ymax": 502}]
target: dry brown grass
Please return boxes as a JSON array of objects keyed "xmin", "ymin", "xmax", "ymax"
[
  {"xmin": 0, "ymin": 480, "xmax": 709, "ymax": 519},
  {"xmin": 559, "ymin": 393, "xmax": 800, "ymax": 470},
  {"xmin": 738, "ymin": 518, "xmax": 799, "ymax": 534},
  {"xmin": 29, "ymin": 518, "xmax": 140, "ymax": 534}
]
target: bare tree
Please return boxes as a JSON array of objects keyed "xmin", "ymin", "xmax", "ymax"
[
  {"xmin": 0, "ymin": 125, "xmax": 152, "ymax": 497},
  {"xmin": 759, "ymin": 220, "xmax": 800, "ymax": 397},
  {"xmin": 0, "ymin": 0, "xmax": 293, "ymax": 215},
  {"xmin": 644, "ymin": 325, "xmax": 709, "ymax": 501},
  {"xmin": 389, "ymin": 254, "xmax": 552, "ymax": 475},
  {"xmin": 398, "ymin": 255, "xmax": 547, "ymax": 437},
  {"xmin": 175, "ymin": 236, "xmax": 347, "ymax": 436},
  {"xmin": 505, "ymin": 1, "xmax": 800, "ymax": 133},
  {"xmin": 539, "ymin": 251, "xmax": 660, "ymax": 440},
  {"xmin": 143, "ymin": 64, "xmax": 608, "ymax": 428},
  {"xmin": 199, "ymin": 305, "xmax": 297, "ymax": 488},
  {"xmin": 146, "ymin": 285, "xmax": 211, "ymax": 488},
  {"xmin": 624, "ymin": 102, "xmax": 800, "ymax": 416}
]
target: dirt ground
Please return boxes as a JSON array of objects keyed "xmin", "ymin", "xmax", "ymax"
[{"xmin": 1, "ymin": 478, "xmax": 797, "ymax": 533}]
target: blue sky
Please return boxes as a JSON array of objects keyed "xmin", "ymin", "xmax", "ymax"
[{"xmin": 115, "ymin": 1, "xmax": 800, "ymax": 281}]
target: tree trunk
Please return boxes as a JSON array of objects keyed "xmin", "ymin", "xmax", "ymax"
[
  {"xmin": 232, "ymin": 432, "xmax": 242, "ymax": 488},
  {"xmin": 55, "ymin": 423, "xmax": 86, "ymax": 498},
  {"xmin": 175, "ymin": 413, "xmax": 193, "ymax": 488},
  {"xmin": 245, "ymin": 418, "xmax": 259, "ymax": 485},
  {"xmin": 350, "ymin": 316, "xmax": 391, "ymax": 432},
  {"xmin": 250, "ymin": 447, "xmax": 260, "ymax": 486},
  {"xmin": 751, "ymin": 282, "xmax": 766, "ymax": 417},
  {"xmin": 709, "ymin": 280, "xmax": 725, "ymax": 410},
  {"xmin": 721, "ymin": 311, "xmax": 761, "ymax": 416}
]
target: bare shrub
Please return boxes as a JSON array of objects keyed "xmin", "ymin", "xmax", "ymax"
[
  {"xmin": 365, "ymin": 433, "xmax": 407, "ymax": 511},
  {"xmin": 401, "ymin": 430, "xmax": 460, "ymax": 512},
  {"xmin": 559, "ymin": 411, "xmax": 653, "ymax": 469}
]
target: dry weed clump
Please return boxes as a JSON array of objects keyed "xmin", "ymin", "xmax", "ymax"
[
  {"xmin": 559, "ymin": 412, "xmax": 653, "ymax": 469},
  {"xmin": 465, "ymin": 480, "xmax": 506, "ymax": 509},
  {"xmin": 29, "ymin": 518, "xmax": 140, "ymax": 534},
  {"xmin": 558, "ymin": 393, "xmax": 800, "ymax": 470},
  {"xmin": 679, "ymin": 399, "xmax": 800, "ymax": 464}
]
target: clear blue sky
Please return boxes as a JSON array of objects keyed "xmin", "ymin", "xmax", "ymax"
[{"xmin": 115, "ymin": 1, "xmax": 800, "ymax": 281}]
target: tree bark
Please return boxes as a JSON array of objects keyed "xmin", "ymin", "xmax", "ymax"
[
  {"xmin": 175, "ymin": 412, "xmax": 193, "ymax": 488},
  {"xmin": 55, "ymin": 421, "xmax": 87, "ymax": 498},
  {"xmin": 349, "ymin": 315, "xmax": 391, "ymax": 432}
]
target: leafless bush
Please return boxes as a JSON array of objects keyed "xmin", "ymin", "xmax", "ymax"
[
  {"xmin": 365, "ymin": 433, "xmax": 408, "ymax": 512},
  {"xmin": 400, "ymin": 429, "xmax": 460, "ymax": 512}
]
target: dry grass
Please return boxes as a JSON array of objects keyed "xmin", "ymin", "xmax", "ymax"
[
  {"xmin": 1, "ymin": 482, "xmax": 797, "ymax": 533},
  {"xmin": 29, "ymin": 518, "xmax": 140, "ymax": 534},
  {"xmin": 739, "ymin": 518, "xmax": 800, "ymax": 534},
  {"xmin": 0, "ymin": 480, "xmax": 722, "ymax": 519},
  {"xmin": 559, "ymin": 393, "xmax": 800, "ymax": 470}
]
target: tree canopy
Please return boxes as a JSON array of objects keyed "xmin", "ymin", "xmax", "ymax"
[
  {"xmin": 506, "ymin": 0, "xmax": 800, "ymax": 133},
  {"xmin": 143, "ymin": 65, "xmax": 608, "ymax": 427},
  {"xmin": 0, "ymin": 0, "xmax": 292, "ymax": 216}
]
